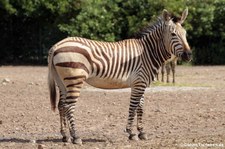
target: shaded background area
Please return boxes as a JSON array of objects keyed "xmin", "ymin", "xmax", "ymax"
[{"xmin": 0, "ymin": 0, "xmax": 225, "ymax": 65}]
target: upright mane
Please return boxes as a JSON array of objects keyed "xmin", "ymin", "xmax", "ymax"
[
  {"xmin": 132, "ymin": 13, "xmax": 181, "ymax": 39},
  {"xmin": 132, "ymin": 17, "xmax": 164, "ymax": 39}
]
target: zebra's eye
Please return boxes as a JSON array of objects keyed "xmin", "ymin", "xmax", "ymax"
[{"xmin": 171, "ymin": 33, "xmax": 176, "ymax": 36}]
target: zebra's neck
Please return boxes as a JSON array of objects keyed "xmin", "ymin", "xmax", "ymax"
[{"xmin": 136, "ymin": 24, "xmax": 171, "ymax": 82}]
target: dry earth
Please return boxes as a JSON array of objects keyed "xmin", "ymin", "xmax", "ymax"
[{"xmin": 0, "ymin": 66, "xmax": 225, "ymax": 149}]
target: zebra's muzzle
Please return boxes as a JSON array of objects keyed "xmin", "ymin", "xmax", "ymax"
[{"xmin": 181, "ymin": 51, "xmax": 192, "ymax": 62}]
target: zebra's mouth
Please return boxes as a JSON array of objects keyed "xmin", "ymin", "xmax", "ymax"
[{"xmin": 181, "ymin": 51, "xmax": 192, "ymax": 62}]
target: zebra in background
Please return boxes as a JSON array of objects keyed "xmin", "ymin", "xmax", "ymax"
[
  {"xmin": 48, "ymin": 9, "xmax": 191, "ymax": 144},
  {"xmin": 156, "ymin": 57, "xmax": 178, "ymax": 83}
]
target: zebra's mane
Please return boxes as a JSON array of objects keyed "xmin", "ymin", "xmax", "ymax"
[{"xmin": 132, "ymin": 13, "xmax": 181, "ymax": 39}]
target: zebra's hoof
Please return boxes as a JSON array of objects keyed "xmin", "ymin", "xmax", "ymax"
[
  {"xmin": 138, "ymin": 132, "xmax": 148, "ymax": 140},
  {"xmin": 128, "ymin": 134, "xmax": 138, "ymax": 141},
  {"xmin": 62, "ymin": 136, "xmax": 69, "ymax": 142},
  {"xmin": 72, "ymin": 137, "xmax": 82, "ymax": 145}
]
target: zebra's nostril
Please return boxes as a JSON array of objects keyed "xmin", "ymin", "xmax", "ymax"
[
  {"xmin": 181, "ymin": 51, "xmax": 192, "ymax": 61},
  {"xmin": 188, "ymin": 52, "xmax": 192, "ymax": 56}
]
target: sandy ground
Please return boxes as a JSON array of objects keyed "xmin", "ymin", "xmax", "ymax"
[{"xmin": 0, "ymin": 66, "xmax": 225, "ymax": 149}]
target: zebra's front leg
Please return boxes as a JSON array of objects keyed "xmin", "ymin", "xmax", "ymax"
[
  {"xmin": 137, "ymin": 95, "xmax": 148, "ymax": 140},
  {"xmin": 126, "ymin": 86, "xmax": 145, "ymax": 140},
  {"xmin": 126, "ymin": 105, "xmax": 138, "ymax": 140}
]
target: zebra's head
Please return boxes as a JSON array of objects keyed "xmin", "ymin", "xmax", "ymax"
[{"xmin": 162, "ymin": 8, "xmax": 192, "ymax": 62}]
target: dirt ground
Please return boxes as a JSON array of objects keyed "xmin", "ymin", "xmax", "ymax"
[{"xmin": 0, "ymin": 66, "xmax": 225, "ymax": 149}]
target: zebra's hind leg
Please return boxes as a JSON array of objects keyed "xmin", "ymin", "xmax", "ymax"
[
  {"xmin": 64, "ymin": 77, "xmax": 85, "ymax": 145},
  {"xmin": 58, "ymin": 97, "xmax": 69, "ymax": 142},
  {"xmin": 165, "ymin": 63, "xmax": 171, "ymax": 83},
  {"xmin": 161, "ymin": 63, "xmax": 165, "ymax": 82},
  {"xmin": 57, "ymin": 79, "xmax": 70, "ymax": 142},
  {"xmin": 171, "ymin": 61, "xmax": 176, "ymax": 83},
  {"xmin": 137, "ymin": 95, "xmax": 148, "ymax": 140},
  {"xmin": 126, "ymin": 86, "xmax": 145, "ymax": 141}
]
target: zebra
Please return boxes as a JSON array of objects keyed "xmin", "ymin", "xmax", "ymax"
[
  {"xmin": 48, "ymin": 9, "xmax": 191, "ymax": 144},
  {"xmin": 156, "ymin": 57, "xmax": 178, "ymax": 83}
]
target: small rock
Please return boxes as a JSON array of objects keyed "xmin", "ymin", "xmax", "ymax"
[
  {"xmin": 210, "ymin": 108, "xmax": 214, "ymax": 112},
  {"xmin": 110, "ymin": 124, "xmax": 116, "ymax": 127},
  {"xmin": 29, "ymin": 82, "xmax": 34, "ymax": 85},
  {"xmin": 156, "ymin": 135, "xmax": 161, "ymax": 138},
  {"xmin": 0, "ymin": 120, "xmax": 2, "ymax": 124},
  {"xmin": 2, "ymin": 78, "xmax": 10, "ymax": 83},
  {"xmin": 30, "ymin": 140, "xmax": 36, "ymax": 143},
  {"xmin": 38, "ymin": 144, "xmax": 46, "ymax": 149},
  {"xmin": 108, "ymin": 113, "xmax": 113, "ymax": 118},
  {"xmin": 155, "ymin": 109, "xmax": 161, "ymax": 112}
]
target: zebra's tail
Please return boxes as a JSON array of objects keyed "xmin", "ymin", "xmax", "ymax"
[{"xmin": 48, "ymin": 47, "xmax": 57, "ymax": 111}]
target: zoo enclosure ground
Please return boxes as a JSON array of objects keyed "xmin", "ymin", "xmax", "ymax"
[{"xmin": 0, "ymin": 65, "xmax": 225, "ymax": 149}]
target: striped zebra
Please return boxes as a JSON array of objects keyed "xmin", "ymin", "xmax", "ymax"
[
  {"xmin": 157, "ymin": 57, "xmax": 178, "ymax": 83},
  {"xmin": 48, "ymin": 9, "xmax": 191, "ymax": 144}
]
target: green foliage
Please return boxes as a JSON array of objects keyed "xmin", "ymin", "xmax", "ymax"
[
  {"xmin": 0, "ymin": 0, "xmax": 17, "ymax": 14},
  {"xmin": 185, "ymin": 0, "xmax": 225, "ymax": 65},
  {"xmin": 0, "ymin": 0, "xmax": 225, "ymax": 65},
  {"xmin": 213, "ymin": 0, "xmax": 225, "ymax": 41},
  {"xmin": 59, "ymin": 0, "xmax": 119, "ymax": 41}
]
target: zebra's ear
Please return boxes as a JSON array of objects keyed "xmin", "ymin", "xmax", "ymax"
[
  {"xmin": 180, "ymin": 8, "xmax": 188, "ymax": 24},
  {"xmin": 162, "ymin": 9, "xmax": 171, "ymax": 22}
]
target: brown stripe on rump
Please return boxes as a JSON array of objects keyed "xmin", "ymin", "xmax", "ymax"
[
  {"xmin": 64, "ymin": 75, "xmax": 86, "ymax": 80},
  {"xmin": 66, "ymin": 82, "xmax": 83, "ymax": 88},
  {"xmin": 54, "ymin": 46, "xmax": 94, "ymax": 73},
  {"xmin": 67, "ymin": 90, "xmax": 80, "ymax": 94},
  {"xmin": 56, "ymin": 62, "xmax": 89, "ymax": 74},
  {"xmin": 66, "ymin": 96, "xmax": 79, "ymax": 99}
]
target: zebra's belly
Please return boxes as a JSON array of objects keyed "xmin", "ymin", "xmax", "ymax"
[{"xmin": 85, "ymin": 77, "xmax": 130, "ymax": 89}]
